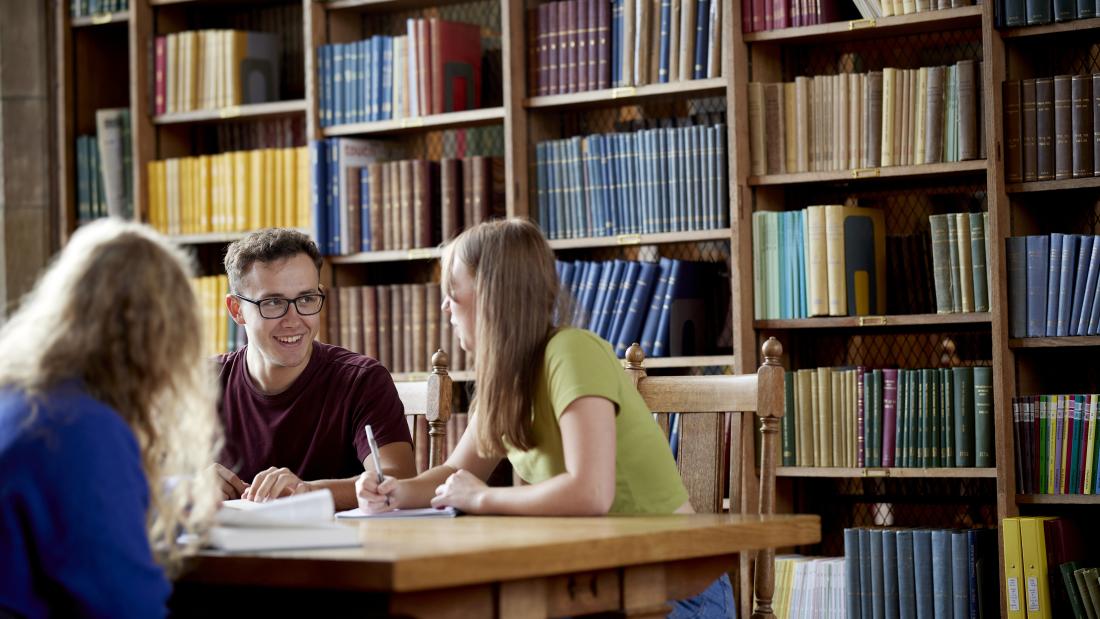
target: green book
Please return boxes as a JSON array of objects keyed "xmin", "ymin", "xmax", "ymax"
[
  {"xmin": 952, "ymin": 367, "xmax": 975, "ymax": 467},
  {"xmin": 970, "ymin": 212, "xmax": 990, "ymax": 312},
  {"xmin": 1073, "ymin": 566, "xmax": 1100, "ymax": 619},
  {"xmin": 941, "ymin": 368, "xmax": 955, "ymax": 467},
  {"xmin": 974, "ymin": 366, "xmax": 994, "ymax": 468},
  {"xmin": 1040, "ymin": 395, "xmax": 1050, "ymax": 493},
  {"xmin": 1061, "ymin": 561, "xmax": 1092, "ymax": 619},
  {"xmin": 908, "ymin": 370, "xmax": 920, "ymax": 468},
  {"xmin": 930, "ymin": 368, "xmax": 941, "ymax": 467},
  {"xmin": 920, "ymin": 369, "xmax": 932, "ymax": 468},
  {"xmin": 782, "ymin": 372, "xmax": 796, "ymax": 467},
  {"xmin": 896, "ymin": 369, "xmax": 908, "ymax": 468}
]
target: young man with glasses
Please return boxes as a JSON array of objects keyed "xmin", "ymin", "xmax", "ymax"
[{"xmin": 213, "ymin": 228, "xmax": 416, "ymax": 509}]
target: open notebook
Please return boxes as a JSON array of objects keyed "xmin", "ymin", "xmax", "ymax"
[
  {"xmin": 336, "ymin": 506, "xmax": 460, "ymax": 519},
  {"xmin": 202, "ymin": 490, "xmax": 361, "ymax": 552}
]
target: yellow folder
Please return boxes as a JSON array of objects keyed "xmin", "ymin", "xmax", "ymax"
[
  {"xmin": 1003, "ymin": 517, "xmax": 1027, "ymax": 619},
  {"xmin": 1020, "ymin": 516, "xmax": 1055, "ymax": 619}
]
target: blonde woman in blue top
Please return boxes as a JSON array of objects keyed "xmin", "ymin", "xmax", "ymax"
[{"xmin": 356, "ymin": 218, "xmax": 734, "ymax": 617}]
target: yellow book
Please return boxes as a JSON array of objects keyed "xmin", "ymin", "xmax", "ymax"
[
  {"xmin": 248, "ymin": 149, "xmax": 262, "ymax": 229},
  {"xmin": 1020, "ymin": 516, "xmax": 1055, "ymax": 619},
  {"xmin": 198, "ymin": 155, "xmax": 211, "ymax": 233},
  {"xmin": 282, "ymin": 147, "xmax": 296, "ymax": 229},
  {"xmin": 915, "ymin": 67, "xmax": 927, "ymax": 165},
  {"xmin": 297, "ymin": 147, "xmax": 310, "ymax": 229},
  {"xmin": 217, "ymin": 275, "xmax": 228, "ymax": 354},
  {"xmin": 1085, "ymin": 395, "xmax": 1097, "ymax": 494},
  {"xmin": 1003, "ymin": 517, "xmax": 1026, "ymax": 619},
  {"xmin": 146, "ymin": 161, "xmax": 160, "ymax": 233},
  {"xmin": 816, "ymin": 366, "xmax": 833, "ymax": 467},
  {"xmin": 784, "ymin": 82, "xmax": 798, "ymax": 176},
  {"xmin": 805, "ymin": 205, "xmax": 829, "ymax": 317},
  {"xmin": 180, "ymin": 158, "xmax": 192, "ymax": 235},
  {"xmin": 232, "ymin": 151, "xmax": 246, "ymax": 232}
]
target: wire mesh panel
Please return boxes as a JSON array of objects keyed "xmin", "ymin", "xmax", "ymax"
[
  {"xmin": 782, "ymin": 28, "xmax": 983, "ymax": 79},
  {"xmin": 1007, "ymin": 32, "xmax": 1100, "ymax": 80},
  {"xmin": 779, "ymin": 329, "xmax": 993, "ymax": 372}
]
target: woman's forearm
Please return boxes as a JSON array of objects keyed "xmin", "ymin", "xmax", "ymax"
[
  {"xmin": 394, "ymin": 465, "xmax": 457, "ymax": 509},
  {"xmin": 476, "ymin": 471, "xmax": 611, "ymax": 516}
]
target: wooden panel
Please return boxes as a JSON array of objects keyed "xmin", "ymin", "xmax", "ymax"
[
  {"xmin": 636, "ymin": 374, "xmax": 760, "ymax": 412},
  {"xmin": 526, "ymin": 78, "xmax": 727, "ymax": 110},
  {"xmin": 1009, "ymin": 336, "xmax": 1100, "ymax": 348},
  {"xmin": 1015, "ymin": 494, "xmax": 1100, "ymax": 505},
  {"xmin": 999, "ymin": 15, "xmax": 1100, "ymax": 37},
  {"xmin": 744, "ymin": 5, "xmax": 981, "ymax": 44},
  {"xmin": 321, "ymin": 107, "xmax": 506, "ymax": 137},
  {"xmin": 547, "ymin": 229, "xmax": 732, "ymax": 250},
  {"xmin": 777, "ymin": 467, "xmax": 1000, "ymax": 478},
  {"xmin": 749, "ymin": 160, "xmax": 988, "ymax": 186},
  {"xmin": 1005, "ymin": 176, "xmax": 1100, "ymax": 193},
  {"xmin": 71, "ymin": 11, "xmax": 130, "ymax": 28},
  {"xmin": 129, "ymin": 0, "xmax": 154, "ymax": 223},
  {"xmin": 152, "ymin": 99, "xmax": 307, "ymax": 125},
  {"xmin": 755, "ymin": 312, "xmax": 992, "ymax": 329},
  {"xmin": 677, "ymin": 412, "xmax": 724, "ymax": 513},
  {"xmin": 502, "ymin": 0, "xmax": 527, "ymax": 218}
]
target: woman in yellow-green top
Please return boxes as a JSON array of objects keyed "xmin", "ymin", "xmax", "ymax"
[{"xmin": 356, "ymin": 218, "xmax": 734, "ymax": 618}]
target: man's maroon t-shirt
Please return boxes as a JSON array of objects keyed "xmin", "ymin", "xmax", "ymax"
[{"xmin": 217, "ymin": 342, "xmax": 411, "ymax": 483}]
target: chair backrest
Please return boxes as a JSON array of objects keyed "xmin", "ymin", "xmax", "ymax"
[
  {"xmin": 624, "ymin": 337, "xmax": 785, "ymax": 619},
  {"xmin": 394, "ymin": 350, "xmax": 453, "ymax": 471}
]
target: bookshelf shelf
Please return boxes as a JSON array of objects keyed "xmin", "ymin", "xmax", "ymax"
[
  {"xmin": 743, "ymin": 5, "xmax": 982, "ymax": 45},
  {"xmin": 329, "ymin": 247, "xmax": 443, "ymax": 264},
  {"xmin": 1009, "ymin": 336, "xmax": 1100, "ymax": 348},
  {"xmin": 1005, "ymin": 176, "xmax": 1100, "ymax": 193},
  {"xmin": 778, "ymin": 467, "xmax": 999, "ymax": 478},
  {"xmin": 748, "ymin": 160, "xmax": 987, "ymax": 186},
  {"xmin": 754, "ymin": 312, "xmax": 991, "ymax": 330},
  {"xmin": 152, "ymin": 100, "xmax": 307, "ymax": 126},
  {"xmin": 71, "ymin": 11, "xmax": 129, "ymax": 27},
  {"xmin": 638, "ymin": 355, "xmax": 734, "ymax": 369},
  {"xmin": 321, "ymin": 107, "xmax": 505, "ymax": 138},
  {"xmin": 525, "ymin": 78, "xmax": 727, "ymax": 111},
  {"xmin": 999, "ymin": 16, "xmax": 1100, "ymax": 38},
  {"xmin": 171, "ymin": 230, "xmax": 310, "ymax": 245},
  {"xmin": 392, "ymin": 370, "xmax": 474, "ymax": 383},
  {"xmin": 1015, "ymin": 494, "xmax": 1100, "ymax": 505},
  {"xmin": 547, "ymin": 229, "xmax": 731, "ymax": 250},
  {"xmin": 324, "ymin": 0, "xmax": 485, "ymax": 12}
]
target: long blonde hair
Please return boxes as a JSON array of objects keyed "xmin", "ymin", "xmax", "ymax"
[
  {"xmin": 442, "ymin": 219, "xmax": 569, "ymax": 456},
  {"xmin": 0, "ymin": 219, "xmax": 221, "ymax": 573}
]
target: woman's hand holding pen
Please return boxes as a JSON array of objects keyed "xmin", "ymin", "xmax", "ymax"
[{"xmin": 355, "ymin": 472, "xmax": 398, "ymax": 513}]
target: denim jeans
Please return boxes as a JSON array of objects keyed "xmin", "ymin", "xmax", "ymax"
[{"xmin": 667, "ymin": 573, "xmax": 736, "ymax": 619}]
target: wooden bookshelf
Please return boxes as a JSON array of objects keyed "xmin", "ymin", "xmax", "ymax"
[
  {"xmin": 526, "ymin": 78, "xmax": 727, "ymax": 111},
  {"xmin": 748, "ymin": 159, "xmax": 987, "ymax": 186},
  {"xmin": 1015, "ymin": 494, "xmax": 1100, "ymax": 505},
  {"xmin": 323, "ymin": 0, "xmax": 475, "ymax": 12},
  {"xmin": 392, "ymin": 370, "xmax": 474, "ymax": 383},
  {"xmin": 755, "ymin": 313, "xmax": 992, "ymax": 330},
  {"xmin": 170, "ymin": 230, "xmax": 311, "ymax": 245},
  {"xmin": 321, "ymin": 107, "xmax": 505, "ymax": 138},
  {"xmin": 778, "ymin": 467, "xmax": 999, "ymax": 478},
  {"xmin": 152, "ymin": 100, "xmax": 307, "ymax": 125},
  {"xmin": 638, "ymin": 355, "xmax": 735, "ymax": 369},
  {"xmin": 329, "ymin": 247, "xmax": 443, "ymax": 265},
  {"xmin": 71, "ymin": 11, "xmax": 129, "ymax": 27},
  {"xmin": 1005, "ymin": 176, "xmax": 1100, "ymax": 193},
  {"xmin": 999, "ymin": 16, "xmax": 1100, "ymax": 38},
  {"xmin": 1009, "ymin": 336, "xmax": 1100, "ymax": 348},
  {"xmin": 547, "ymin": 229, "xmax": 731, "ymax": 250},
  {"xmin": 743, "ymin": 5, "xmax": 982, "ymax": 45}
]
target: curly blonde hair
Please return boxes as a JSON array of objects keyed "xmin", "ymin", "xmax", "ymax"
[{"xmin": 0, "ymin": 219, "xmax": 222, "ymax": 574}]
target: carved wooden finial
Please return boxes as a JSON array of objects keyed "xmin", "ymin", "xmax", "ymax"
[
  {"xmin": 431, "ymin": 349, "xmax": 450, "ymax": 374},
  {"xmin": 761, "ymin": 337, "xmax": 782, "ymax": 365},
  {"xmin": 625, "ymin": 343, "xmax": 646, "ymax": 369}
]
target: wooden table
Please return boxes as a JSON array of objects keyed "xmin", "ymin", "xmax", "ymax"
[{"xmin": 172, "ymin": 513, "xmax": 820, "ymax": 618}]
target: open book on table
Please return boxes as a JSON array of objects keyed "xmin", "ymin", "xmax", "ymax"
[
  {"xmin": 203, "ymin": 489, "xmax": 361, "ymax": 552},
  {"xmin": 336, "ymin": 506, "xmax": 460, "ymax": 519}
]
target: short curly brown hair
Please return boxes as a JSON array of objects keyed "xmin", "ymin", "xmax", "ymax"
[{"xmin": 224, "ymin": 228, "xmax": 323, "ymax": 294}]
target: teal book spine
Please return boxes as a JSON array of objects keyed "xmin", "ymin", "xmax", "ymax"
[
  {"xmin": 783, "ymin": 372, "xmax": 796, "ymax": 467},
  {"xmin": 952, "ymin": 367, "xmax": 975, "ymax": 467}
]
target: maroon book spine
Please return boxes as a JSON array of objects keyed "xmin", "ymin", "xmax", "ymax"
[
  {"xmin": 566, "ymin": 0, "xmax": 578, "ymax": 93},
  {"xmin": 753, "ymin": 0, "xmax": 767, "ymax": 31},
  {"xmin": 576, "ymin": 0, "xmax": 588, "ymax": 92},
  {"xmin": 587, "ymin": 0, "xmax": 599, "ymax": 91},
  {"xmin": 547, "ymin": 2, "xmax": 559, "ymax": 96},
  {"xmin": 597, "ymin": 0, "xmax": 610, "ymax": 88},
  {"xmin": 743, "ymin": 0, "xmax": 754, "ymax": 32}
]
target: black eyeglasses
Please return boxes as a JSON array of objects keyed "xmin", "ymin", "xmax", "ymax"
[{"xmin": 234, "ymin": 293, "xmax": 326, "ymax": 319}]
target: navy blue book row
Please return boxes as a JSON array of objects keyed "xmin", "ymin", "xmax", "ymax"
[{"xmin": 1006, "ymin": 233, "xmax": 1100, "ymax": 338}]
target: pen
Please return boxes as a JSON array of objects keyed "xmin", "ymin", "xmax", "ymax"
[{"xmin": 364, "ymin": 425, "xmax": 389, "ymax": 506}]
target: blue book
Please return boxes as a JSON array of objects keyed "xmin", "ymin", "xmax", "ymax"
[
  {"xmin": 1076, "ymin": 235, "xmax": 1100, "ymax": 335},
  {"xmin": 318, "ymin": 45, "xmax": 330, "ymax": 127},
  {"xmin": 611, "ymin": 0, "xmax": 622, "ymax": 87},
  {"xmin": 912, "ymin": 530, "xmax": 934, "ymax": 619},
  {"xmin": 328, "ymin": 140, "xmax": 341, "ymax": 254},
  {"xmin": 715, "ymin": 125, "xmax": 729, "ymax": 229},
  {"xmin": 608, "ymin": 261, "xmax": 641, "ymax": 348},
  {"xmin": 951, "ymin": 531, "xmax": 971, "ymax": 619},
  {"xmin": 553, "ymin": 141, "xmax": 568, "ymax": 239},
  {"xmin": 705, "ymin": 126, "xmax": 718, "ymax": 231},
  {"xmin": 603, "ymin": 135, "xmax": 620, "ymax": 235},
  {"xmin": 573, "ymin": 137, "xmax": 589, "ymax": 238},
  {"xmin": 844, "ymin": 528, "xmax": 862, "ymax": 619},
  {"xmin": 930, "ymin": 529, "xmax": 953, "ymax": 619},
  {"xmin": 589, "ymin": 261, "xmax": 616, "ymax": 332},
  {"xmin": 639, "ymin": 258, "xmax": 674, "ymax": 356},
  {"xmin": 1047, "ymin": 233, "xmax": 1063, "ymax": 336},
  {"xmin": 359, "ymin": 168, "xmax": 370, "ymax": 252},
  {"xmin": 536, "ymin": 143, "xmax": 550, "ymax": 235},
  {"xmin": 859, "ymin": 529, "xmax": 874, "ymax": 619},
  {"xmin": 1056, "ymin": 234, "xmax": 1078, "ymax": 336},
  {"xmin": 1071, "ymin": 235, "xmax": 1093, "ymax": 334},
  {"xmin": 896, "ymin": 530, "xmax": 916, "ymax": 619},
  {"xmin": 594, "ymin": 136, "xmax": 613, "ymax": 236},
  {"xmin": 693, "ymin": 0, "xmax": 711, "ymax": 79},
  {"xmin": 652, "ymin": 259, "xmax": 685, "ymax": 357},
  {"xmin": 559, "ymin": 261, "xmax": 576, "ymax": 297},
  {"xmin": 354, "ymin": 40, "xmax": 364, "ymax": 123},
  {"xmin": 870, "ymin": 529, "xmax": 885, "ymax": 619},
  {"xmin": 381, "ymin": 36, "xmax": 393, "ymax": 120},
  {"xmin": 1007, "ymin": 236, "xmax": 1027, "ymax": 338},
  {"xmin": 578, "ymin": 262, "xmax": 604, "ymax": 326},
  {"xmin": 576, "ymin": 261, "xmax": 592, "ymax": 306},
  {"xmin": 615, "ymin": 261, "xmax": 659, "ymax": 357},
  {"xmin": 778, "ymin": 212, "xmax": 788, "ymax": 319},
  {"xmin": 582, "ymin": 138, "xmax": 600, "ymax": 238},
  {"xmin": 627, "ymin": 133, "xmax": 641, "ymax": 234},
  {"xmin": 595, "ymin": 260, "xmax": 627, "ymax": 339},
  {"xmin": 668, "ymin": 413, "xmax": 680, "ymax": 461},
  {"xmin": 657, "ymin": 0, "xmax": 671, "ymax": 84},
  {"xmin": 883, "ymin": 530, "xmax": 899, "ymax": 619},
  {"xmin": 309, "ymin": 140, "xmax": 329, "ymax": 255},
  {"xmin": 1026, "ymin": 235, "xmax": 1050, "ymax": 337},
  {"xmin": 667, "ymin": 128, "xmax": 681, "ymax": 233}
]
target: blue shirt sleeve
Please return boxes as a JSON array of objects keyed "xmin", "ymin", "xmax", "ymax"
[{"xmin": 0, "ymin": 392, "xmax": 170, "ymax": 618}]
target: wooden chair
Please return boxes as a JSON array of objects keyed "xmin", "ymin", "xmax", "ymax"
[
  {"xmin": 624, "ymin": 337, "xmax": 785, "ymax": 619},
  {"xmin": 393, "ymin": 350, "xmax": 453, "ymax": 472}
]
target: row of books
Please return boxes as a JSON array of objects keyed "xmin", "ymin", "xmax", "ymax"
[
  {"xmin": 194, "ymin": 275, "xmax": 246, "ymax": 357},
  {"xmin": 1002, "ymin": 517, "xmax": 1098, "ymax": 619},
  {"xmin": 1005, "ymin": 233, "xmax": 1100, "ymax": 338},
  {"xmin": 748, "ymin": 60, "xmax": 982, "ymax": 176},
  {"xmin": 558, "ymin": 257, "xmax": 728, "ymax": 359},
  {"xmin": 1011, "ymin": 394, "xmax": 1100, "ymax": 496},
  {"xmin": 782, "ymin": 365, "xmax": 995, "ymax": 469},
  {"xmin": 844, "ymin": 527, "xmax": 999, "ymax": 619},
  {"xmin": 1003, "ymin": 75, "xmax": 1100, "ymax": 184},
  {"xmin": 154, "ymin": 30, "xmax": 281, "ymax": 115},
  {"xmin": 71, "ymin": 0, "xmax": 126, "ymax": 17},
  {"xmin": 213, "ymin": 116, "xmax": 305, "ymax": 152},
  {"xmin": 752, "ymin": 205, "xmax": 886, "ymax": 320},
  {"xmin": 325, "ymin": 284, "xmax": 473, "ymax": 376},
  {"xmin": 929, "ymin": 212, "xmax": 991, "ymax": 314},
  {"xmin": 772, "ymin": 555, "xmax": 845, "ymax": 618},
  {"xmin": 146, "ymin": 146, "xmax": 310, "ymax": 237},
  {"xmin": 529, "ymin": 0, "xmax": 721, "ymax": 95},
  {"xmin": 999, "ymin": 0, "xmax": 1100, "ymax": 26},
  {"xmin": 535, "ymin": 121, "xmax": 729, "ymax": 240},
  {"xmin": 316, "ymin": 20, "xmax": 482, "ymax": 127},
  {"xmin": 743, "ymin": 0, "xmax": 973, "ymax": 34},
  {"xmin": 75, "ymin": 108, "xmax": 133, "ymax": 223},
  {"xmin": 309, "ymin": 138, "xmax": 504, "ymax": 256}
]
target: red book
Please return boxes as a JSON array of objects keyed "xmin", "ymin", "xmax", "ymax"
[
  {"xmin": 362, "ymin": 286, "xmax": 378, "ymax": 360},
  {"xmin": 535, "ymin": 4, "xmax": 548, "ymax": 96},
  {"xmin": 576, "ymin": 0, "xmax": 588, "ymax": 92},
  {"xmin": 753, "ymin": 0, "xmax": 766, "ymax": 31},
  {"xmin": 439, "ymin": 157, "xmax": 462, "ymax": 241},
  {"xmin": 155, "ymin": 36, "xmax": 166, "ymax": 115},
  {"xmin": 596, "ymin": 0, "xmax": 610, "ymax": 89},
  {"xmin": 399, "ymin": 160, "xmax": 413, "ymax": 250},
  {"xmin": 462, "ymin": 156, "xmax": 474, "ymax": 231},
  {"xmin": 429, "ymin": 19, "xmax": 482, "ymax": 114},
  {"xmin": 742, "ymin": 0, "xmax": 754, "ymax": 32},
  {"xmin": 411, "ymin": 159, "xmax": 433, "ymax": 248},
  {"xmin": 368, "ymin": 163, "xmax": 384, "ymax": 252},
  {"xmin": 564, "ymin": 0, "xmax": 577, "ymax": 93},
  {"xmin": 764, "ymin": 0, "xmax": 773, "ymax": 30},
  {"xmin": 547, "ymin": 2, "xmax": 559, "ymax": 96}
]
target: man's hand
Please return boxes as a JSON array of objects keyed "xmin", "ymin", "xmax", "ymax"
[
  {"xmin": 242, "ymin": 467, "xmax": 312, "ymax": 502},
  {"xmin": 430, "ymin": 469, "xmax": 488, "ymax": 513},
  {"xmin": 210, "ymin": 463, "xmax": 249, "ymax": 501}
]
